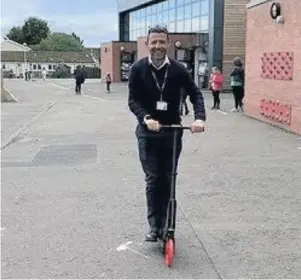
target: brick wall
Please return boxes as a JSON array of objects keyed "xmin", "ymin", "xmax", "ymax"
[
  {"xmin": 100, "ymin": 42, "xmax": 114, "ymax": 81},
  {"xmin": 245, "ymin": 0, "xmax": 301, "ymax": 135},
  {"xmin": 222, "ymin": 0, "xmax": 248, "ymax": 88},
  {"xmin": 101, "ymin": 41, "xmax": 137, "ymax": 82}
]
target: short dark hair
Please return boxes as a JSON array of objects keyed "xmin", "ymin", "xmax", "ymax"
[
  {"xmin": 147, "ymin": 25, "xmax": 169, "ymax": 40},
  {"xmin": 233, "ymin": 57, "xmax": 243, "ymax": 67}
]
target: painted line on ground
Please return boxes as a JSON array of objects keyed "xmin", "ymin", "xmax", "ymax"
[
  {"xmin": 81, "ymin": 93, "xmax": 106, "ymax": 101},
  {"xmin": 1, "ymin": 101, "xmax": 59, "ymax": 151},
  {"xmin": 47, "ymin": 83, "xmax": 106, "ymax": 101},
  {"xmin": 216, "ymin": 109, "xmax": 228, "ymax": 115},
  {"xmin": 47, "ymin": 83, "xmax": 70, "ymax": 90}
]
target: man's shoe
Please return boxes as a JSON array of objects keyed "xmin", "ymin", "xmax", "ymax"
[{"xmin": 145, "ymin": 230, "xmax": 158, "ymax": 242}]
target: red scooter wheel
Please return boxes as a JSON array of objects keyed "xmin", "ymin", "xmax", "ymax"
[{"xmin": 165, "ymin": 239, "xmax": 175, "ymax": 267}]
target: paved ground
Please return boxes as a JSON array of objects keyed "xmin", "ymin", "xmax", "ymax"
[{"xmin": 1, "ymin": 78, "xmax": 301, "ymax": 279}]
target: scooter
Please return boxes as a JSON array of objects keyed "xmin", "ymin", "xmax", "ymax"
[{"xmin": 159, "ymin": 124, "xmax": 192, "ymax": 267}]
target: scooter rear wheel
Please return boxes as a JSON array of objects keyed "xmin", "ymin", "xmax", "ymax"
[{"xmin": 165, "ymin": 239, "xmax": 175, "ymax": 267}]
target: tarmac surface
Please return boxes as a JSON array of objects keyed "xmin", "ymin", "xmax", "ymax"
[{"xmin": 1, "ymin": 78, "xmax": 301, "ymax": 279}]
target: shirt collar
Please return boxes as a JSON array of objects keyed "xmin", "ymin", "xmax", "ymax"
[{"xmin": 148, "ymin": 55, "xmax": 170, "ymax": 70}]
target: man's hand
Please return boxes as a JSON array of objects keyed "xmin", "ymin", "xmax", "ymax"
[
  {"xmin": 145, "ymin": 118, "xmax": 161, "ymax": 132},
  {"xmin": 191, "ymin": 119, "xmax": 205, "ymax": 133}
]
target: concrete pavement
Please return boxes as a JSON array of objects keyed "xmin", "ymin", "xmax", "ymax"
[{"xmin": 1, "ymin": 79, "xmax": 301, "ymax": 278}]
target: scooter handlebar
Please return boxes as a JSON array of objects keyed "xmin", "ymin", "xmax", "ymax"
[{"xmin": 160, "ymin": 124, "xmax": 192, "ymax": 130}]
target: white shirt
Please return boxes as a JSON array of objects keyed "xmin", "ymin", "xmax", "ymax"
[{"xmin": 148, "ymin": 55, "xmax": 170, "ymax": 70}]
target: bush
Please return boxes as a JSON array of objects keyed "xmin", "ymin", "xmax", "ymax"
[
  {"xmin": 49, "ymin": 64, "xmax": 72, "ymax": 78},
  {"xmin": 83, "ymin": 67, "xmax": 101, "ymax": 79}
]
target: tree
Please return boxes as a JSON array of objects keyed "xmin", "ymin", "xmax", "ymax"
[
  {"xmin": 6, "ymin": 17, "xmax": 50, "ymax": 45},
  {"xmin": 36, "ymin": 32, "xmax": 84, "ymax": 51},
  {"xmin": 21, "ymin": 17, "xmax": 50, "ymax": 45},
  {"xmin": 6, "ymin": 26, "xmax": 23, "ymax": 44},
  {"xmin": 71, "ymin": 32, "xmax": 84, "ymax": 46}
]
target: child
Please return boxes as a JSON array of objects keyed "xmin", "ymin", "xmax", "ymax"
[
  {"xmin": 209, "ymin": 67, "xmax": 224, "ymax": 110},
  {"xmin": 105, "ymin": 73, "xmax": 112, "ymax": 93}
]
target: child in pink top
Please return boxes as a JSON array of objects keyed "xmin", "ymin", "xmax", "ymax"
[{"xmin": 209, "ymin": 67, "xmax": 224, "ymax": 109}]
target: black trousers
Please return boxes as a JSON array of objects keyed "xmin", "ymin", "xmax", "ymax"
[
  {"xmin": 75, "ymin": 80, "xmax": 82, "ymax": 93},
  {"xmin": 212, "ymin": 90, "xmax": 220, "ymax": 108},
  {"xmin": 180, "ymin": 94, "xmax": 189, "ymax": 115},
  {"xmin": 106, "ymin": 81, "xmax": 111, "ymax": 92},
  {"xmin": 232, "ymin": 86, "xmax": 244, "ymax": 108},
  {"xmin": 135, "ymin": 124, "xmax": 182, "ymax": 231}
]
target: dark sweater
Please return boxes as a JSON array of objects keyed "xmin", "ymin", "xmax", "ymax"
[{"xmin": 128, "ymin": 57, "xmax": 206, "ymax": 125}]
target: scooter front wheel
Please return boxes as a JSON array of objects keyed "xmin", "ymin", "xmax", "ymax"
[{"xmin": 165, "ymin": 239, "xmax": 175, "ymax": 267}]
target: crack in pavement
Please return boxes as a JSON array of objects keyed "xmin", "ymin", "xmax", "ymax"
[
  {"xmin": 178, "ymin": 202, "xmax": 223, "ymax": 279},
  {"xmin": 1, "ymin": 101, "xmax": 59, "ymax": 151}
]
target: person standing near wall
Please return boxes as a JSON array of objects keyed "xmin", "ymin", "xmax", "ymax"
[
  {"xmin": 209, "ymin": 66, "xmax": 224, "ymax": 110},
  {"xmin": 230, "ymin": 57, "xmax": 245, "ymax": 112},
  {"xmin": 105, "ymin": 73, "xmax": 112, "ymax": 93}
]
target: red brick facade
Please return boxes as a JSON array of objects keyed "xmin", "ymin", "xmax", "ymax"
[
  {"xmin": 101, "ymin": 41, "xmax": 137, "ymax": 82},
  {"xmin": 245, "ymin": 0, "xmax": 301, "ymax": 135}
]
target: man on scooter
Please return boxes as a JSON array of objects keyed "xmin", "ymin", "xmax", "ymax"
[{"xmin": 128, "ymin": 25, "xmax": 206, "ymax": 242}]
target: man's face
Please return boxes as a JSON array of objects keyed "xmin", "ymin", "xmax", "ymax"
[{"xmin": 147, "ymin": 32, "xmax": 169, "ymax": 60}]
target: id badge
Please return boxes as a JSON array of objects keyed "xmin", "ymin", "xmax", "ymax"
[{"xmin": 156, "ymin": 101, "xmax": 168, "ymax": 111}]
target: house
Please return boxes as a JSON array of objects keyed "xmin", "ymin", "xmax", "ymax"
[
  {"xmin": 1, "ymin": 37, "xmax": 101, "ymax": 78},
  {"xmin": 1, "ymin": 50, "xmax": 99, "ymax": 78}
]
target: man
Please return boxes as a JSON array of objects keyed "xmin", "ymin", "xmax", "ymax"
[
  {"xmin": 128, "ymin": 26, "xmax": 206, "ymax": 242},
  {"xmin": 74, "ymin": 65, "xmax": 85, "ymax": 94}
]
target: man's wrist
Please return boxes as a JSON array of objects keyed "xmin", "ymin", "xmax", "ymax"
[{"xmin": 143, "ymin": 115, "xmax": 152, "ymax": 123}]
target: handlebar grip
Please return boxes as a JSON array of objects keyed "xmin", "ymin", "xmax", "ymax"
[{"xmin": 160, "ymin": 124, "xmax": 191, "ymax": 130}]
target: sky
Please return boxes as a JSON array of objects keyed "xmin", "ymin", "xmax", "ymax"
[{"xmin": 0, "ymin": 0, "xmax": 119, "ymax": 47}]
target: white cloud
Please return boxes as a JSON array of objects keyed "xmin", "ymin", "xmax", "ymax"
[
  {"xmin": 1, "ymin": 0, "xmax": 41, "ymax": 33},
  {"xmin": 44, "ymin": 11, "xmax": 118, "ymax": 45},
  {"xmin": 0, "ymin": 0, "xmax": 118, "ymax": 46}
]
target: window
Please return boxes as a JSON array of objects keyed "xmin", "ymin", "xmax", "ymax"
[
  {"xmin": 177, "ymin": 6, "xmax": 185, "ymax": 20},
  {"xmin": 177, "ymin": 20, "xmax": 184, "ymax": 32},
  {"xmin": 168, "ymin": 21, "xmax": 176, "ymax": 32},
  {"xmin": 177, "ymin": 0, "xmax": 185, "ymax": 5},
  {"xmin": 2, "ymin": 64, "xmax": 6, "ymax": 69},
  {"xmin": 163, "ymin": 0, "xmax": 168, "ymax": 10},
  {"xmin": 169, "ymin": 9, "xmax": 176, "ymax": 21},
  {"xmin": 184, "ymin": 19, "xmax": 191, "ymax": 32},
  {"xmin": 192, "ymin": 2, "xmax": 200, "ymax": 17},
  {"xmin": 48, "ymin": 64, "xmax": 52, "ymax": 70},
  {"xmin": 152, "ymin": 4, "xmax": 157, "ymax": 14},
  {"xmin": 150, "ymin": 14, "xmax": 156, "ymax": 26},
  {"xmin": 169, "ymin": 0, "xmax": 176, "ymax": 9},
  {"xmin": 136, "ymin": 9, "xmax": 141, "ymax": 19},
  {"xmin": 200, "ymin": 15, "xmax": 209, "ymax": 31},
  {"xmin": 146, "ymin": 6, "xmax": 151, "ymax": 15},
  {"xmin": 163, "ymin": 10, "xmax": 168, "ymax": 22},
  {"xmin": 191, "ymin": 17, "xmax": 200, "ymax": 31},
  {"xmin": 184, "ymin": 0, "xmax": 191, "ymax": 4},
  {"xmin": 157, "ymin": 2, "xmax": 163, "ymax": 13},
  {"xmin": 146, "ymin": 17, "xmax": 151, "ymax": 29},
  {"xmin": 157, "ymin": 12, "xmax": 163, "ymax": 24},
  {"xmin": 201, "ymin": 0, "xmax": 209, "ymax": 15},
  {"xmin": 184, "ymin": 4, "xmax": 192, "ymax": 19},
  {"xmin": 33, "ymin": 64, "xmax": 37, "ymax": 70}
]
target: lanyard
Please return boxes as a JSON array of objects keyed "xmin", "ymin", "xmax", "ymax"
[{"xmin": 151, "ymin": 66, "xmax": 169, "ymax": 101}]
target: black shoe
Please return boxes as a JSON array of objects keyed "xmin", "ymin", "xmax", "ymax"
[{"xmin": 145, "ymin": 230, "xmax": 159, "ymax": 242}]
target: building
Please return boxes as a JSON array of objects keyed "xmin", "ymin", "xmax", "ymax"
[
  {"xmin": 102, "ymin": 0, "xmax": 248, "ymax": 88},
  {"xmin": 244, "ymin": 0, "xmax": 301, "ymax": 135},
  {"xmin": 1, "ymin": 50, "xmax": 100, "ymax": 79}
]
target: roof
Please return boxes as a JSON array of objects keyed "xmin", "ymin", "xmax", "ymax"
[
  {"xmin": 1, "ymin": 50, "xmax": 96, "ymax": 63},
  {"xmin": 1, "ymin": 38, "xmax": 31, "ymax": 52}
]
